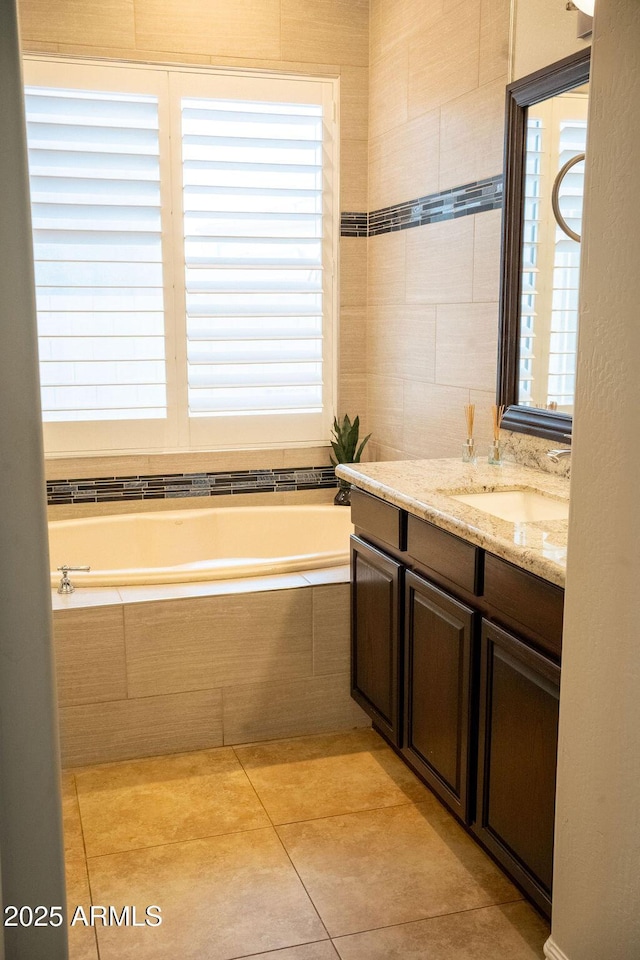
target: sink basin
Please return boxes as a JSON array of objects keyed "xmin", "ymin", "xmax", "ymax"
[{"xmin": 449, "ymin": 489, "xmax": 569, "ymax": 523}]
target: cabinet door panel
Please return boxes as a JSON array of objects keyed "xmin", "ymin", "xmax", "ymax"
[
  {"xmin": 350, "ymin": 535, "xmax": 402, "ymax": 745},
  {"xmin": 475, "ymin": 619, "xmax": 560, "ymax": 917},
  {"xmin": 403, "ymin": 571, "xmax": 475, "ymax": 822}
]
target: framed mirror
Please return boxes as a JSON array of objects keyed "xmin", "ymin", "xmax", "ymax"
[{"xmin": 498, "ymin": 48, "xmax": 590, "ymax": 442}]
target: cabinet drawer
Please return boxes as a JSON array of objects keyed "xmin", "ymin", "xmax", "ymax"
[
  {"xmin": 351, "ymin": 488, "xmax": 405, "ymax": 550},
  {"xmin": 407, "ymin": 514, "xmax": 482, "ymax": 596},
  {"xmin": 484, "ymin": 554, "xmax": 564, "ymax": 658}
]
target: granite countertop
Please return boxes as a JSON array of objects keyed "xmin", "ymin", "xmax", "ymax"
[{"xmin": 335, "ymin": 458, "xmax": 570, "ymax": 587}]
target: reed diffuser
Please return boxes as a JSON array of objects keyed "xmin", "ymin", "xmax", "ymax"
[
  {"xmin": 462, "ymin": 402, "xmax": 476, "ymax": 463},
  {"xmin": 489, "ymin": 404, "xmax": 505, "ymax": 464}
]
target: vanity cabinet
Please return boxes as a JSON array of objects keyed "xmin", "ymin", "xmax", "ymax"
[
  {"xmin": 403, "ymin": 571, "xmax": 476, "ymax": 822},
  {"xmin": 349, "ymin": 486, "xmax": 561, "ymax": 918},
  {"xmin": 474, "ymin": 620, "xmax": 560, "ymax": 912},
  {"xmin": 350, "ymin": 536, "xmax": 403, "ymax": 747}
]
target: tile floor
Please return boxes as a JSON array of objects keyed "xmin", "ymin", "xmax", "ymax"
[{"xmin": 63, "ymin": 727, "xmax": 549, "ymax": 960}]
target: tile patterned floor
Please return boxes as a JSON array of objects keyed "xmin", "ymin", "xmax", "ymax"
[{"xmin": 63, "ymin": 728, "xmax": 549, "ymax": 960}]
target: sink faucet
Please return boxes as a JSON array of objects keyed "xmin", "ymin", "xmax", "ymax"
[
  {"xmin": 547, "ymin": 434, "xmax": 572, "ymax": 463},
  {"xmin": 546, "ymin": 448, "xmax": 571, "ymax": 463}
]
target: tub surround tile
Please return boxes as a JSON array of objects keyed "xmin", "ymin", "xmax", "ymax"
[
  {"xmin": 277, "ymin": 801, "xmax": 519, "ymax": 937},
  {"xmin": 53, "ymin": 606, "xmax": 127, "ymax": 707},
  {"xmin": 301, "ymin": 564, "xmax": 350, "ymax": 586},
  {"xmin": 125, "ymin": 589, "xmax": 313, "ymax": 698},
  {"xmin": 222, "ymin": 673, "xmax": 369, "ymax": 745},
  {"xmin": 332, "ymin": 901, "xmax": 549, "ymax": 960},
  {"xmin": 312, "ymin": 583, "xmax": 351, "ymax": 677},
  {"xmin": 405, "ymin": 216, "xmax": 475, "ymax": 303},
  {"xmin": 235, "ymin": 728, "xmax": 430, "ymax": 825},
  {"xmin": 473, "ymin": 207, "xmax": 503, "ymax": 302},
  {"xmin": 51, "ymin": 587, "xmax": 123, "ymax": 610},
  {"xmin": 75, "ymin": 748, "xmax": 270, "ymax": 857},
  {"xmin": 46, "ymin": 465, "xmax": 338, "ymax": 507},
  {"xmin": 59, "ymin": 689, "xmax": 223, "ymax": 767},
  {"xmin": 336, "ymin": 459, "xmax": 570, "ymax": 585},
  {"xmin": 438, "ymin": 78, "xmax": 507, "ymax": 192},
  {"xmin": 19, "ymin": 0, "xmax": 136, "ymax": 47},
  {"xmin": 88, "ymin": 828, "xmax": 327, "ymax": 960},
  {"xmin": 281, "ymin": 0, "xmax": 369, "ymax": 68},
  {"xmin": 116, "ymin": 572, "xmax": 310, "ymax": 605}
]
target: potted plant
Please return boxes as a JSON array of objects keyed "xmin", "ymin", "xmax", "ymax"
[{"xmin": 330, "ymin": 414, "xmax": 371, "ymax": 506}]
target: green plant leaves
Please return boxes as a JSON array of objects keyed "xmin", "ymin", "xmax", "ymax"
[{"xmin": 330, "ymin": 413, "xmax": 371, "ymax": 464}]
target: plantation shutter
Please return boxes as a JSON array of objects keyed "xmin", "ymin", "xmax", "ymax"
[{"xmin": 25, "ymin": 85, "xmax": 167, "ymax": 422}]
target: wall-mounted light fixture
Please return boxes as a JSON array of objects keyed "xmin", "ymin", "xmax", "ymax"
[{"xmin": 572, "ymin": 0, "xmax": 594, "ymax": 13}]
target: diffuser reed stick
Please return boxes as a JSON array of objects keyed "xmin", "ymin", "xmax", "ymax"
[
  {"xmin": 489, "ymin": 404, "xmax": 505, "ymax": 464},
  {"xmin": 492, "ymin": 404, "xmax": 505, "ymax": 442},
  {"xmin": 464, "ymin": 403, "xmax": 475, "ymax": 439},
  {"xmin": 462, "ymin": 403, "xmax": 476, "ymax": 463}
]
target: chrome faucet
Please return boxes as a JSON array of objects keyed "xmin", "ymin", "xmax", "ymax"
[
  {"xmin": 57, "ymin": 565, "xmax": 91, "ymax": 594},
  {"xmin": 547, "ymin": 435, "xmax": 572, "ymax": 463},
  {"xmin": 546, "ymin": 448, "xmax": 571, "ymax": 463}
]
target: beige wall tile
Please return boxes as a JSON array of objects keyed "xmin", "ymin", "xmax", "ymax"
[
  {"xmin": 207, "ymin": 57, "xmax": 340, "ymax": 74},
  {"xmin": 21, "ymin": 40, "xmax": 59, "ymax": 53},
  {"xmin": 408, "ymin": 2, "xmax": 480, "ymax": 119},
  {"xmin": 338, "ymin": 375, "xmax": 368, "ymax": 425},
  {"xmin": 405, "ymin": 217, "xmax": 475, "ymax": 304},
  {"xmin": 18, "ymin": 0, "xmax": 136, "ymax": 48},
  {"xmin": 341, "ymin": 138, "xmax": 368, "ymax": 212},
  {"xmin": 340, "ymin": 65, "xmax": 368, "ymax": 142},
  {"xmin": 340, "ymin": 237, "xmax": 367, "ymax": 307},
  {"xmin": 133, "ymin": 0, "xmax": 281, "ymax": 58},
  {"xmin": 479, "ymin": 0, "xmax": 511, "ymax": 86},
  {"xmin": 281, "ymin": 0, "xmax": 369, "ymax": 67},
  {"xmin": 313, "ymin": 583, "xmax": 350, "ymax": 676},
  {"xmin": 223, "ymin": 673, "xmax": 369, "ymax": 744},
  {"xmin": 55, "ymin": 42, "xmax": 211, "ymax": 63},
  {"xmin": 439, "ymin": 77, "xmax": 507, "ymax": 191},
  {"xmin": 370, "ymin": 0, "xmax": 443, "ymax": 64},
  {"xmin": 473, "ymin": 209, "xmax": 502, "ymax": 301},
  {"xmin": 435, "ymin": 302, "xmax": 499, "ymax": 392},
  {"xmin": 367, "ymin": 375, "xmax": 404, "ymax": 453},
  {"xmin": 367, "ymin": 303, "xmax": 436, "ymax": 383},
  {"xmin": 282, "ymin": 446, "xmax": 332, "ymax": 467},
  {"xmin": 370, "ymin": 442, "xmax": 406, "ymax": 462},
  {"xmin": 403, "ymin": 380, "xmax": 496, "ymax": 459},
  {"xmin": 368, "ymin": 231, "xmax": 406, "ymax": 304},
  {"xmin": 125, "ymin": 590, "xmax": 313, "ymax": 698},
  {"xmin": 369, "ymin": 41, "xmax": 408, "ymax": 139},
  {"xmin": 54, "ymin": 606, "xmax": 127, "ymax": 706},
  {"xmin": 59, "ymin": 689, "xmax": 223, "ymax": 766},
  {"xmin": 369, "ymin": 111, "xmax": 440, "ymax": 211},
  {"xmin": 339, "ymin": 306, "xmax": 367, "ymax": 377}
]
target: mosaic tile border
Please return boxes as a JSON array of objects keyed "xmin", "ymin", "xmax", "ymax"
[
  {"xmin": 340, "ymin": 174, "xmax": 503, "ymax": 238},
  {"xmin": 47, "ymin": 465, "xmax": 338, "ymax": 506}
]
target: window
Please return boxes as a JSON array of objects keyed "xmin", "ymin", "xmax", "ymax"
[{"xmin": 23, "ymin": 59, "xmax": 338, "ymax": 454}]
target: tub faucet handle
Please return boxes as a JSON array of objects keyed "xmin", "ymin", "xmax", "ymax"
[{"xmin": 57, "ymin": 565, "xmax": 91, "ymax": 595}]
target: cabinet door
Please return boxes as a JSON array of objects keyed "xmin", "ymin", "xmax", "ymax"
[
  {"xmin": 403, "ymin": 571, "xmax": 476, "ymax": 822},
  {"xmin": 350, "ymin": 535, "xmax": 403, "ymax": 746},
  {"xmin": 475, "ymin": 619, "xmax": 560, "ymax": 917}
]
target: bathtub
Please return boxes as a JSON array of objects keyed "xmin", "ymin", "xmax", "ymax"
[{"xmin": 49, "ymin": 504, "xmax": 353, "ymax": 588}]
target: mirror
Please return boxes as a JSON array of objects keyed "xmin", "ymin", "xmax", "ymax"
[{"xmin": 498, "ymin": 48, "xmax": 590, "ymax": 442}]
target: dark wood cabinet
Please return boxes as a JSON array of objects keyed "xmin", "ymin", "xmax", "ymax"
[
  {"xmin": 350, "ymin": 535, "xmax": 403, "ymax": 746},
  {"xmin": 474, "ymin": 620, "xmax": 560, "ymax": 916},
  {"xmin": 349, "ymin": 489, "xmax": 563, "ymax": 920},
  {"xmin": 403, "ymin": 571, "xmax": 476, "ymax": 822}
]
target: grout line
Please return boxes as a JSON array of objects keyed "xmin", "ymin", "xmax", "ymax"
[
  {"xmin": 271, "ymin": 827, "xmax": 332, "ymax": 943},
  {"xmin": 227, "ymin": 936, "xmax": 336, "ymax": 960},
  {"xmin": 330, "ymin": 897, "xmax": 528, "ymax": 942},
  {"xmin": 84, "ymin": 824, "xmax": 277, "ymax": 862},
  {"xmin": 267, "ymin": 797, "xmax": 431, "ymax": 830}
]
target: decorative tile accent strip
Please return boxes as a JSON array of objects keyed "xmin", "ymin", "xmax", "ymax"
[
  {"xmin": 340, "ymin": 175, "xmax": 503, "ymax": 238},
  {"xmin": 340, "ymin": 211, "xmax": 369, "ymax": 237},
  {"xmin": 46, "ymin": 466, "xmax": 338, "ymax": 506}
]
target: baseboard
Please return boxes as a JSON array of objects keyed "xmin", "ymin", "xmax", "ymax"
[{"xmin": 544, "ymin": 936, "xmax": 571, "ymax": 960}]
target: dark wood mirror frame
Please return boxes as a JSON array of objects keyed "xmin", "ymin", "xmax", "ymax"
[{"xmin": 497, "ymin": 48, "xmax": 591, "ymax": 442}]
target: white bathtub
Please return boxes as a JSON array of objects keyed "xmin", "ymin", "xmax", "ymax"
[{"xmin": 49, "ymin": 504, "xmax": 353, "ymax": 587}]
